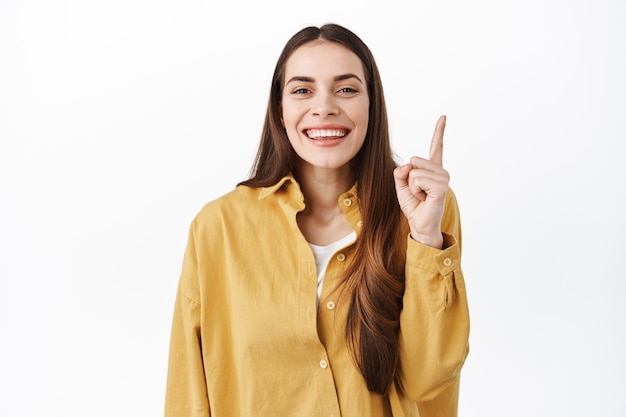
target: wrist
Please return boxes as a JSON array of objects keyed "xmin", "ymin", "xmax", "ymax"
[{"xmin": 409, "ymin": 230, "xmax": 444, "ymax": 249}]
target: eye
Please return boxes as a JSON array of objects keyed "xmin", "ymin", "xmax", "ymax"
[
  {"xmin": 292, "ymin": 88, "xmax": 310, "ymax": 95},
  {"xmin": 337, "ymin": 87, "xmax": 358, "ymax": 94}
]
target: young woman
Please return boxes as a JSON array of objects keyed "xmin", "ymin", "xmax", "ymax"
[{"xmin": 165, "ymin": 23, "xmax": 470, "ymax": 417}]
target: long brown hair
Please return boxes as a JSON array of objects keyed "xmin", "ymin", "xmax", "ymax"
[{"xmin": 239, "ymin": 23, "xmax": 406, "ymax": 394}]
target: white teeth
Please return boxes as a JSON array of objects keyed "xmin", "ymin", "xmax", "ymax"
[{"xmin": 306, "ymin": 129, "xmax": 347, "ymax": 139}]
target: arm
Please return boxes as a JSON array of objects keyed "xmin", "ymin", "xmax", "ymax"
[
  {"xmin": 392, "ymin": 116, "xmax": 470, "ymax": 413},
  {"xmin": 164, "ymin": 224, "xmax": 211, "ymax": 417},
  {"xmin": 397, "ymin": 189, "xmax": 470, "ymax": 409}
]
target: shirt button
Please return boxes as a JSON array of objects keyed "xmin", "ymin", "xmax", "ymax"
[
  {"xmin": 357, "ymin": 221, "xmax": 362, "ymax": 227},
  {"xmin": 336, "ymin": 253, "xmax": 346, "ymax": 262},
  {"xmin": 443, "ymin": 257, "xmax": 452, "ymax": 267},
  {"xmin": 326, "ymin": 301, "xmax": 336, "ymax": 310},
  {"xmin": 343, "ymin": 198, "xmax": 352, "ymax": 207},
  {"xmin": 319, "ymin": 359, "xmax": 328, "ymax": 369}
]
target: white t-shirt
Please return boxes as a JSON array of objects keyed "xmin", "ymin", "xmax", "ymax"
[{"xmin": 308, "ymin": 231, "xmax": 357, "ymax": 307}]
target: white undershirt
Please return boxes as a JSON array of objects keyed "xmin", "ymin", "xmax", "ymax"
[{"xmin": 308, "ymin": 231, "xmax": 357, "ymax": 307}]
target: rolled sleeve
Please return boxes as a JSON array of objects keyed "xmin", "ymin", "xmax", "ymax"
[{"xmin": 396, "ymin": 232, "xmax": 470, "ymax": 404}]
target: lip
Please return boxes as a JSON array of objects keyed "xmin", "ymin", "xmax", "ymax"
[{"xmin": 302, "ymin": 124, "xmax": 351, "ymax": 146}]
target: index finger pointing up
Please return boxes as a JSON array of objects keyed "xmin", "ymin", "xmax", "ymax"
[{"xmin": 428, "ymin": 115, "xmax": 447, "ymax": 166}]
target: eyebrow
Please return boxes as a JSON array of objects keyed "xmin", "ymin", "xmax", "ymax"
[{"xmin": 285, "ymin": 73, "xmax": 363, "ymax": 85}]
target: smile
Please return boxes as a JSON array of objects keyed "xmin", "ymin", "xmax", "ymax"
[{"xmin": 305, "ymin": 129, "xmax": 349, "ymax": 139}]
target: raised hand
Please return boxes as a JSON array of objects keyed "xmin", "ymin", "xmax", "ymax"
[{"xmin": 392, "ymin": 115, "xmax": 450, "ymax": 249}]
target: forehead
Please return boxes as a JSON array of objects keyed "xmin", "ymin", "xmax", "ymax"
[{"xmin": 284, "ymin": 40, "xmax": 365, "ymax": 80}]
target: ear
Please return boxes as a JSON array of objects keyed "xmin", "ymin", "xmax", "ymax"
[{"xmin": 279, "ymin": 105, "xmax": 284, "ymax": 127}]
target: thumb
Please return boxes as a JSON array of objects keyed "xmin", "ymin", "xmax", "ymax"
[{"xmin": 393, "ymin": 164, "xmax": 411, "ymax": 190}]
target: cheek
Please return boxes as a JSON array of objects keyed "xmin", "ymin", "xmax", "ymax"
[
  {"xmin": 362, "ymin": 111, "xmax": 369, "ymax": 127},
  {"xmin": 280, "ymin": 104, "xmax": 297, "ymax": 128},
  {"xmin": 349, "ymin": 100, "xmax": 370, "ymax": 126},
  {"xmin": 282, "ymin": 111, "xmax": 306, "ymax": 141},
  {"xmin": 282, "ymin": 112, "xmax": 301, "ymax": 146}
]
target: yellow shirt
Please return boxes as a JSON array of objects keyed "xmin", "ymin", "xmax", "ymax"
[{"xmin": 165, "ymin": 174, "xmax": 470, "ymax": 417}]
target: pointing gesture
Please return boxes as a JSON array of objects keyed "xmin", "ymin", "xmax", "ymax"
[{"xmin": 393, "ymin": 115, "xmax": 450, "ymax": 249}]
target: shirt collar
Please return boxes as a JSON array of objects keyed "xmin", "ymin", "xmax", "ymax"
[
  {"xmin": 342, "ymin": 182, "xmax": 358, "ymax": 199},
  {"xmin": 257, "ymin": 173, "xmax": 359, "ymax": 206},
  {"xmin": 258, "ymin": 173, "xmax": 299, "ymax": 200}
]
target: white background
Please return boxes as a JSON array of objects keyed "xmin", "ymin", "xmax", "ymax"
[{"xmin": 1, "ymin": 0, "xmax": 625, "ymax": 416}]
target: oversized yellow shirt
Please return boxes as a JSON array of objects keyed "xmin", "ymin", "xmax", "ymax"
[{"xmin": 165, "ymin": 174, "xmax": 470, "ymax": 417}]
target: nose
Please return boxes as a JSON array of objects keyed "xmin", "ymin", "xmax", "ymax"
[{"xmin": 312, "ymin": 91, "xmax": 338, "ymax": 117}]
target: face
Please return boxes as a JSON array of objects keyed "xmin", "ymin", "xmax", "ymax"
[{"xmin": 281, "ymin": 40, "xmax": 369, "ymax": 172}]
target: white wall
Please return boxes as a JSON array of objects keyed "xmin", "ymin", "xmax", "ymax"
[{"xmin": 1, "ymin": 0, "xmax": 625, "ymax": 416}]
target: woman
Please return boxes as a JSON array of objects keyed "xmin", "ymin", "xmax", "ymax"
[{"xmin": 165, "ymin": 23, "xmax": 469, "ymax": 417}]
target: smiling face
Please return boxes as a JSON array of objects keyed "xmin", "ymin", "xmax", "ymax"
[{"xmin": 281, "ymin": 40, "xmax": 370, "ymax": 173}]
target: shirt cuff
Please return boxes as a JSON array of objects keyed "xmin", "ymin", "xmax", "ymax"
[{"xmin": 406, "ymin": 232, "xmax": 461, "ymax": 275}]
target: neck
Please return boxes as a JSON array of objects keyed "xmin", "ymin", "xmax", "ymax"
[
  {"xmin": 293, "ymin": 162, "xmax": 356, "ymax": 246},
  {"xmin": 294, "ymin": 163, "xmax": 355, "ymax": 212}
]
